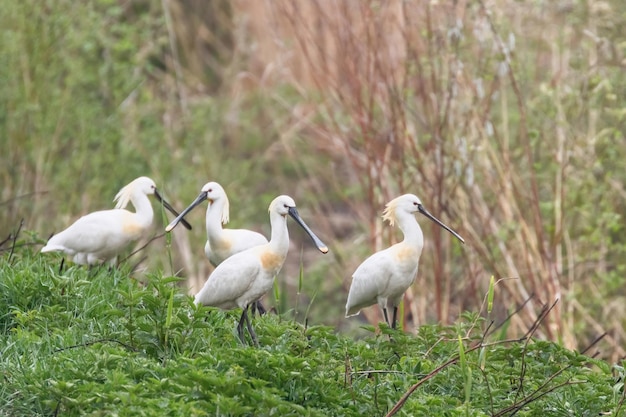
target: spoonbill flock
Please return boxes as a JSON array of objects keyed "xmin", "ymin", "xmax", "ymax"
[{"xmin": 40, "ymin": 177, "xmax": 465, "ymax": 345}]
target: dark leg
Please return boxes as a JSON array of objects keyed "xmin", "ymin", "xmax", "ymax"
[
  {"xmin": 244, "ymin": 307, "xmax": 259, "ymax": 347},
  {"xmin": 253, "ymin": 300, "xmax": 267, "ymax": 316},
  {"xmin": 391, "ymin": 307, "xmax": 398, "ymax": 330},
  {"xmin": 237, "ymin": 307, "xmax": 248, "ymax": 345},
  {"xmin": 58, "ymin": 258, "xmax": 65, "ymax": 274},
  {"xmin": 382, "ymin": 308, "xmax": 390, "ymax": 327}
]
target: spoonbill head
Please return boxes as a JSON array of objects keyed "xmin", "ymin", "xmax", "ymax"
[
  {"xmin": 193, "ymin": 194, "xmax": 328, "ymax": 345},
  {"xmin": 345, "ymin": 194, "xmax": 464, "ymax": 329},
  {"xmin": 165, "ymin": 182, "xmax": 268, "ymax": 266},
  {"xmin": 41, "ymin": 176, "xmax": 191, "ymax": 266}
]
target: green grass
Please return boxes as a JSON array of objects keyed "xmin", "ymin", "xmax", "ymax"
[{"xmin": 0, "ymin": 246, "xmax": 622, "ymax": 416}]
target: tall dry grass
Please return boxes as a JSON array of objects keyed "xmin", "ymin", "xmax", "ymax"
[{"xmin": 215, "ymin": 0, "xmax": 626, "ymax": 359}]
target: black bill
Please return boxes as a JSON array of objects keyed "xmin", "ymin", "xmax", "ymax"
[
  {"xmin": 155, "ymin": 190, "xmax": 193, "ymax": 230},
  {"xmin": 418, "ymin": 204, "xmax": 465, "ymax": 244},
  {"xmin": 288, "ymin": 207, "xmax": 329, "ymax": 254},
  {"xmin": 164, "ymin": 191, "xmax": 207, "ymax": 232}
]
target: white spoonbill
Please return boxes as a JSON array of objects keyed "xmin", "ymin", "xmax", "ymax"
[
  {"xmin": 165, "ymin": 182, "xmax": 269, "ymax": 314},
  {"xmin": 193, "ymin": 195, "xmax": 328, "ymax": 345},
  {"xmin": 41, "ymin": 176, "xmax": 191, "ymax": 266},
  {"xmin": 165, "ymin": 182, "xmax": 268, "ymax": 265},
  {"xmin": 345, "ymin": 194, "xmax": 464, "ymax": 329}
]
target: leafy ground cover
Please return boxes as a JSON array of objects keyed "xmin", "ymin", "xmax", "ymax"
[{"xmin": 1, "ymin": 244, "xmax": 624, "ymax": 416}]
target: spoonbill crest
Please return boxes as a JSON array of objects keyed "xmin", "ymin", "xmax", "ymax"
[
  {"xmin": 193, "ymin": 195, "xmax": 328, "ymax": 346},
  {"xmin": 345, "ymin": 194, "xmax": 464, "ymax": 329},
  {"xmin": 41, "ymin": 176, "xmax": 191, "ymax": 266},
  {"xmin": 165, "ymin": 181, "xmax": 270, "ymax": 314}
]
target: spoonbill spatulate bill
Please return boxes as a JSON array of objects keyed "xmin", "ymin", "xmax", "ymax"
[
  {"xmin": 193, "ymin": 195, "xmax": 328, "ymax": 346},
  {"xmin": 165, "ymin": 182, "xmax": 269, "ymax": 314},
  {"xmin": 41, "ymin": 176, "xmax": 191, "ymax": 266},
  {"xmin": 345, "ymin": 194, "xmax": 464, "ymax": 329}
]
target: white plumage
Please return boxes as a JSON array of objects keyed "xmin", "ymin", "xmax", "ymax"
[
  {"xmin": 41, "ymin": 176, "xmax": 190, "ymax": 266},
  {"xmin": 165, "ymin": 182, "xmax": 269, "ymax": 313},
  {"xmin": 345, "ymin": 194, "xmax": 464, "ymax": 329},
  {"xmin": 192, "ymin": 195, "xmax": 328, "ymax": 345},
  {"xmin": 165, "ymin": 182, "xmax": 268, "ymax": 266}
]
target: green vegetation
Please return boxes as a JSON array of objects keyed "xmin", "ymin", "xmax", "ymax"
[
  {"xmin": 1, "ymin": 247, "xmax": 623, "ymax": 416},
  {"xmin": 3, "ymin": 0, "xmax": 626, "ymax": 348},
  {"xmin": 3, "ymin": 0, "xmax": 626, "ymax": 414}
]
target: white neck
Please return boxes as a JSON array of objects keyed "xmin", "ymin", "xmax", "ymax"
[
  {"xmin": 130, "ymin": 192, "xmax": 154, "ymax": 226},
  {"xmin": 205, "ymin": 199, "xmax": 225, "ymax": 241},
  {"xmin": 396, "ymin": 210, "xmax": 423, "ymax": 248},
  {"xmin": 267, "ymin": 211, "xmax": 289, "ymax": 254}
]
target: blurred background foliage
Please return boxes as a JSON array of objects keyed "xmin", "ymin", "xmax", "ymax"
[{"xmin": 2, "ymin": 0, "xmax": 626, "ymax": 360}]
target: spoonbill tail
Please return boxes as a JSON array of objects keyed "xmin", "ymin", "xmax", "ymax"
[
  {"xmin": 165, "ymin": 182, "xmax": 269, "ymax": 314},
  {"xmin": 193, "ymin": 195, "xmax": 328, "ymax": 346},
  {"xmin": 345, "ymin": 194, "xmax": 464, "ymax": 329},
  {"xmin": 41, "ymin": 176, "xmax": 191, "ymax": 266}
]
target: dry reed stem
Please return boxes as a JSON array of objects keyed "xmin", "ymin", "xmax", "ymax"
[{"xmin": 256, "ymin": 0, "xmax": 603, "ymax": 347}]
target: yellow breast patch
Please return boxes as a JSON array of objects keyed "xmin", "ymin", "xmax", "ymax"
[
  {"xmin": 214, "ymin": 238, "xmax": 232, "ymax": 252},
  {"xmin": 395, "ymin": 246, "xmax": 418, "ymax": 262},
  {"xmin": 122, "ymin": 220, "xmax": 144, "ymax": 238},
  {"xmin": 260, "ymin": 251, "xmax": 284, "ymax": 271}
]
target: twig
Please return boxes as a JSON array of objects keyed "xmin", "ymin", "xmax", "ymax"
[
  {"xmin": 385, "ymin": 345, "xmax": 477, "ymax": 417},
  {"xmin": 53, "ymin": 338, "xmax": 138, "ymax": 353},
  {"xmin": 0, "ymin": 241, "xmax": 42, "ymax": 253},
  {"xmin": 386, "ymin": 298, "xmax": 559, "ymax": 417},
  {"xmin": 522, "ymin": 298, "xmax": 559, "ymax": 341},
  {"xmin": 130, "ymin": 256, "xmax": 149, "ymax": 274},
  {"xmin": 580, "ymin": 332, "xmax": 606, "ymax": 356},
  {"xmin": 0, "ymin": 233, "xmax": 12, "ymax": 249},
  {"xmin": 487, "ymin": 293, "xmax": 535, "ymax": 338},
  {"xmin": 514, "ymin": 298, "xmax": 560, "ymax": 402},
  {"xmin": 351, "ymin": 370, "xmax": 409, "ymax": 376},
  {"xmin": 0, "ymin": 191, "xmax": 49, "ymax": 207},
  {"xmin": 118, "ymin": 233, "xmax": 167, "ymax": 265},
  {"xmin": 387, "ymin": 334, "xmax": 527, "ymax": 417},
  {"xmin": 478, "ymin": 366, "xmax": 496, "ymax": 416},
  {"xmin": 499, "ymin": 331, "xmax": 601, "ymax": 417},
  {"xmin": 493, "ymin": 379, "xmax": 585, "ymax": 417},
  {"xmin": 8, "ymin": 219, "xmax": 24, "ymax": 264}
]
